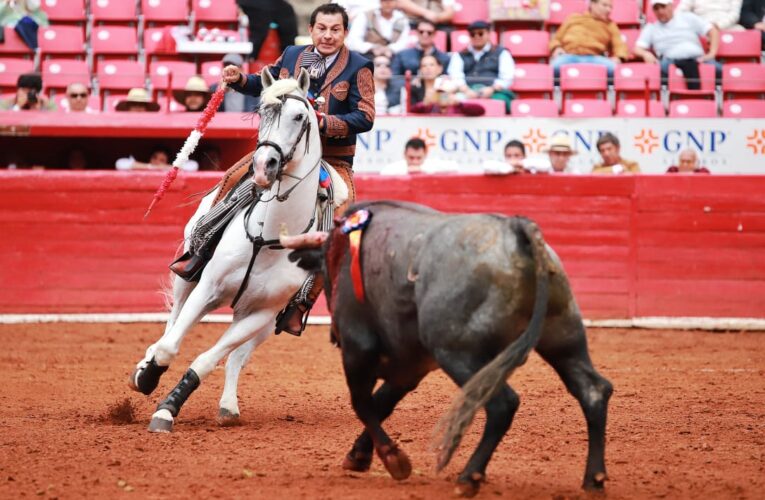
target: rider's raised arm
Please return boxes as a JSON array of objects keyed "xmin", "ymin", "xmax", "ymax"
[
  {"xmin": 321, "ymin": 61, "xmax": 375, "ymax": 138},
  {"xmin": 229, "ymin": 52, "xmax": 286, "ymax": 97}
]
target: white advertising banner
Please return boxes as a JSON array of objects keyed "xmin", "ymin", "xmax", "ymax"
[{"xmin": 354, "ymin": 117, "xmax": 765, "ymax": 174}]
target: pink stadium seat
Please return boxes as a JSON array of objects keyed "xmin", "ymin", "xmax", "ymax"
[
  {"xmin": 450, "ymin": 29, "xmax": 498, "ymax": 53},
  {"xmin": 511, "ymin": 98, "xmax": 559, "ymax": 117},
  {"xmin": 0, "ymin": 58, "xmax": 35, "ymax": 91},
  {"xmin": 722, "ymin": 63, "xmax": 765, "ymax": 99},
  {"xmin": 502, "ymin": 31, "xmax": 550, "ymax": 63},
  {"xmin": 404, "ymin": 30, "xmax": 447, "ymax": 52},
  {"xmin": 669, "ymin": 99, "xmax": 718, "ymax": 117},
  {"xmin": 619, "ymin": 29, "xmax": 640, "ymax": 60},
  {"xmin": 201, "ymin": 60, "xmax": 238, "ymax": 86},
  {"xmin": 102, "ymin": 92, "xmax": 129, "ymax": 112},
  {"xmin": 149, "ymin": 61, "xmax": 198, "ymax": 91},
  {"xmin": 616, "ymin": 99, "xmax": 666, "ymax": 117},
  {"xmin": 463, "ymin": 98, "xmax": 506, "ymax": 116},
  {"xmin": 716, "ymin": 30, "xmax": 762, "ymax": 63},
  {"xmin": 722, "ymin": 99, "xmax": 765, "ymax": 118},
  {"xmin": 42, "ymin": 59, "xmax": 90, "ymax": 92},
  {"xmin": 610, "ymin": 0, "xmax": 640, "ymax": 27},
  {"xmin": 90, "ymin": 0, "xmax": 137, "ymax": 23},
  {"xmin": 0, "ymin": 27, "xmax": 34, "ymax": 57},
  {"xmin": 544, "ymin": 0, "xmax": 587, "ymax": 31},
  {"xmin": 91, "ymin": 26, "xmax": 139, "ymax": 58},
  {"xmin": 562, "ymin": 99, "xmax": 613, "ymax": 117},
  {"xmin": 668, "ymin": 63, "xmax": 715, "ymax": 100},
  {"xmin": 559, "ymin": 63, "xmax": 608, "ymax": 99},
  {"xmin": 192, "ymin": 0, "xmax": 238, "ymax": 26},
  {"xmin": 452, "ymin": 0, "xmax": 490, "ymax": 27},
  {"xmin": 511, "ymin": 63, "xmax": 554, "ymax": 98},
  {"xmin": 142, "ymin": 0, "xmax": 189, "ymax": 24},
  {"xmin": 96, "ymin": 60, "xmax": 145, "ymax": 94},
  {"xmin": 40, "ymin": 0, "xmax": 86, "ymax": 23},
  {"xmin": 38, "ymin": 25, "xmax": 86, "ymax": 58},
  {"xmin": 644, "ymin": 0, "xmax": 680, "ymax": 23},
  {"xmin": 614, "ymin": 63, "xmax": 661, "ymax": 101}
]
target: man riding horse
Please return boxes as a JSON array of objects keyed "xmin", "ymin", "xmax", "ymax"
[{"xmin": 210, "ymin": 3, "xmax": 375, "ymax": 335}]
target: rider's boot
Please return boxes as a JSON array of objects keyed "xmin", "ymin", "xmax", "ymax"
[{"xmin": 275, "ymin": 273, "xmax": 324, "ymax": 336}]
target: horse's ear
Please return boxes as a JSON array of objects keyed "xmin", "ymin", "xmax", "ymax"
[
  {"xmin": 297, "ymin": 68, "xmax": 310, "ymax": 95},
  {"xmin": 261, "ymin": 67, "xmax": 275, "ymax": 89}
]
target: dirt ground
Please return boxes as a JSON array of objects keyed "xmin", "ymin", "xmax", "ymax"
[{"xmin": 0, "ymin": 323, "xmax": 763, "ymax": 499}]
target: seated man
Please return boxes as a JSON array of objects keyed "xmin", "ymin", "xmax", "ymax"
[
  {"xmin": 447, "ymin": 20, "xmax": 515, "ymax": 113},
  {"xmin": 591, "ymin": 133, "xmax": 640, "ymax": 174},
  {"xmin": 390, "ymin": 18, "xmax": 450, "ymax": 76},
  {"xmin": 379, "ymin": 137, "xmax": 457, "ymax": 174},
  {"xmin": 483, "ymin": 139, "xmax": 527, "ymax": 175},
  {"xmin": 666, "ymin": 148, "xmax": 711, "ymax": 173},
  {"xmin": 678, "ymin": 0, "xmax": 743, "ymax": 30},
  {"xmin": 62, "ymin": 83, "xmax": 97, "ymax": 113},
  {"xmin": 633, "ymin": 0, "xmax": 721, "ymax": 83},
  {"xmin": 173, "ymin": 76, "xmax": 211, "ymax": 112},
  {"xmin": 396, "ymin": 0, "xmax": 455, "ymax": 27},
  {"xmin": 549, "ymin": 0, "xmax": 628, "ymax": 78},
  {"xmin": 0, "ymin": 73, "xmax": 55, "ymax": 111},
  {"xmin": 346, "ymin": 0, "xmax": 410, "ymax": 60},
  {"xmin": 546, "ymin": 135, "xmax": 581, "ymax": 174},
  {"xmin": 115, "ymin": 88, "xmax": 160, "ymax": 112}
]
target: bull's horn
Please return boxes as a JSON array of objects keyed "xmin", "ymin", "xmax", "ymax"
[{"xmin": 279, "ymin": 224, "xmax": 328, "ymax": 248}]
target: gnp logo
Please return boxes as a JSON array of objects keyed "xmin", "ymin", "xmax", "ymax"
[
  {"xmin": 522, "ymin": 128, "xmax": 548, "ymax": 153},
  {"xmin": 634, "ymin": 128, "xmax": 727, "ymax": 154},
  {"xmin": 746, "ymin": 130, "xmax": 765, "ymax": 155}
]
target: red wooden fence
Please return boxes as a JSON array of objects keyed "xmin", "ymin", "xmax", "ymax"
[{"xmin": 2, "ymin": 171, "xmax": 764, "ymax": 319}]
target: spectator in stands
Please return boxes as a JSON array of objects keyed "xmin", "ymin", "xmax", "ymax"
[
  {"xmin": 410, "ymin": 54, "xmax": 485, "ymax": 115},
  {"xmin": 210, "ymin": 54, "xmax": 259, "ymax": 113},
  {"xmin": 396, "ymin": 0, "xmax": 455, "ymax": 27},
  {"xmin": 0, "ymin": 72, "xmax": 54, "ymax": 111},
  {"xmin": 678, "ymin": 0, "xmax": 743, "ymax": 30},
  {"xmin": 546, "ymin": 135, "xmax": 579, "ymax": 173},
  {"xmin": 237, "ymin": 0, "xmax": 298, "ymax": 60},
  {"xmin": 447, "ymin": 20, "xmax": 515, "ymax": 113},
  {"xmin": 484, "ymin": 139, "xmax": 527, "ymax": 174},
  {"xmin": 380, "ymin": 136, "xmax": 457, "ymax": 174},
  {"xmin": 591, "ymin": 133, "xmax": 641, "ymax": 174},
  {"xmin": 391, "ymin": 19, "xmax": 450, "ymax": 76},
  {"xmin": 549, "ymin": 0, "xmax": 628, "ymax": 78},
  {"xmin": 62, "ymin": 83, "xmax": 97, "ymax": 114},
  {"xmin": 633, "ymin": 0, "xmax": 722, "ymax": 84},
  {"xmin": 116, "ymin": 147, "xmax": 198, "ymax": 172},
  {"xmin": 115, "ymin": 88, "xmax": 160, "ymax": 112},
  {"xmin": 373, "ymin": 54, "xmax": 400, "ymax": 114},
  {"xmin": 666, "ymin": 148, "xmax": 711, "ymax": 173},
  {"xmin": 174, "ymin": 76, "xmax": 211, "ymax": 112},
  {"xmin": 740, "ymin": 0, "xmax": 765, "ymax": 49},
  {"xmin": 347, "ymin": 0, "xmax": 410, "ymax": 60}
]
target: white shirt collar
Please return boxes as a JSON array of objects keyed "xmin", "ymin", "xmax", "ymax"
[
  {"xmin": 467, "ymin": 43, "xmax": 492, "ymax": 58},
  {"xmin": 312, "ymin": 47, "xmax": 340, "ymax": 67}
]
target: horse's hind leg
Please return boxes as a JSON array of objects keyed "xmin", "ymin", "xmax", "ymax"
[{"xmin": 537, "ymin": 325, "xmax": 613, "ymax": 490}]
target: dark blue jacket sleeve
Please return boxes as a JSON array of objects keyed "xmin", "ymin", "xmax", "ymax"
[{"xmin": 229, "ymin": 49, "xmax": 286, "ymax": 96}]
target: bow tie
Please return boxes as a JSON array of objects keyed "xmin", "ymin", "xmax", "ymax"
[{"xmin": 301, "ymin": 52, "xmax": 328, "ymax": 79}]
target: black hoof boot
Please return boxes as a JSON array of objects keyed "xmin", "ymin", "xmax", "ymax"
[{"xmin": 129, "ymin": 357, "xmax": 169, "ymax": 396}]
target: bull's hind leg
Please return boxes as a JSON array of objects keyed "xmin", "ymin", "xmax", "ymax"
[{"xmin": 537, "ymin": 332, "xmax": 613, "ymax": 490}]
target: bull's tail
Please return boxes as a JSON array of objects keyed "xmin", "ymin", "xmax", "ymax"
[{"xmin": 434, "ymin": 217, "xmax": 551, "ymax": 471}]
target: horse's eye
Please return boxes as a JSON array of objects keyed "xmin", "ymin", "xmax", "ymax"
[{"xmin": 293, "ymin": 113, "xmax": 304, "ymax": 122}]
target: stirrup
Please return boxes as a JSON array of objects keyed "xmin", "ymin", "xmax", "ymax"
[{"xmin": 274, "ymin": 300, "xmax": 312, "ymax": 337}]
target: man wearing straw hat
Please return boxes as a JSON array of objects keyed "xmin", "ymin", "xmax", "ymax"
[
  {"xmin": 174, "ymin": 76, "xmax": 212, "ymax": 112},
  {"xmin": 115, "ymin": 88, "xmax": 160, "ymax": 112}
]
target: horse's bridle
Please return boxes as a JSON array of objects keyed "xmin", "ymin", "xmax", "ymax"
[{"xmin": 256, "ymin": 93, "xmax": 313, "ymax": 176}]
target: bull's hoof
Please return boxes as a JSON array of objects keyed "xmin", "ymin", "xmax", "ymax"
[
  {"xmin": 454, "ymin": 472, "xmax": 484, "ymax": 498},
  {"xmin": 217, "ymin": 408, "xmax": 241, "ymax": 427},
  {"xmin": 342, "ymin": 449, "xmax": 373, "ymax": 472},
  {"xmin": 148, "ymin": 409, "xmax": 174, "ymax": 433},
  {"xmin": 128, "ymin": 358, "xmax": 168, "ymax": 396},
  {"xmin": 583, "ymin": 472, "xmax": 607, "ymax": 490},
  {"xmin": 377, "ymin": 443, "xmax": 411, "ymax": 481}
]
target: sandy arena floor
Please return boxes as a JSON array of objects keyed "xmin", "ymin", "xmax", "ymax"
[{"xmin": 0, "ymin": 323, "xmax": 763, "ymax": 499}]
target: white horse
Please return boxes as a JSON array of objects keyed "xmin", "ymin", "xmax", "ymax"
[{"xmin": 128, "ymin": 68, "xmax": 342, "ymax": 432}]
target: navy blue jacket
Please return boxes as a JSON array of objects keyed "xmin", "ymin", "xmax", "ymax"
[{"xmin": 231, "ymin": 45, "xmax": 375, "ymax": 168}]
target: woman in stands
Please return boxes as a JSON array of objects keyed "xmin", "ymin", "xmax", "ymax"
[{"xmin": 409, "ymin": 55, "xmax": 484, "ymax": 116}]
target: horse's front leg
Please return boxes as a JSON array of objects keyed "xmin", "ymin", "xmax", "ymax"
[
  {"xmin": 148, "ymin": 310, "xmax": 275, "ymax": 433},
  {"xmin": 217, "ymin": 326, "xmax": 268, "ymax": 425}
]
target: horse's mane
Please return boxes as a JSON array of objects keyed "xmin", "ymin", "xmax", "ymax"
[{"xmin": 260, "ymin": 79, "xmax": 302, "ymax": 106}]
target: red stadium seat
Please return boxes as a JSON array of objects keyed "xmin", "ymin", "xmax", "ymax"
[
  {"xmin": 610, "ymin": 0, "xmax": 640, "ymax": 27},
  {"xmin": 619, "ymin": 29, "xmax": 640, "ymax": 60},
  {"xmin": 102, "ymin": 92, "xmax": 129, "ymax": 112},
  {"xmin": 669, "ymin": 99, "xmax": 718, "ymax": 117},
  {"xmin": 38, "ymin": 26, "xmax": 86, "ymax": 58},
  {"xmin": 149, "ymin": 61, "xmax": 198, "ymax": 91},
  {"xmin": 644, "ymin": 0, "xmax": 680, "ymax": 23},
  {"xmin": 42, "ymin": 59, "xmax": 90, "ymax": 92},
  {"xmin": 0, "ymin": 58, "xmax": 35, "ymax": 91},
  {"xmin": 404, "ymin": 30, "xmax": 448, "ymax": 52},
  {"xmin": 450, "ymin": 29, "xmax": 498, "ymax": 53},
  {"xmin": 0, "ymin": 27, "xmax": 34, "ymax": 57},
  {"xmin": 142, "ymin": 0, "xmax": 189, "ymax": 25},
  {"xmin": 96, "ymin": 60, "xmax": 146, "ymax": 94},
  {"xmin": 463, "ymin": 98, "xmax": 506, "ymax": 116},
  {"xmin": 40, "ymin": 0, "xmax": 85, "ymax": 23},
  {"xmin": 192, "ymin": 0, "xmax": 238, "ymax": 27},
  {"xmin": 722, "ymin": 99, "xmax": 765, "ymax": 117},
  {"xmin": 502, "ymin": 30, "xmax": 550, "ymax": 63},
  {"xmin": 544, "ymin": 0, "xmax": 587, "ymax": 31},
  {"xmin": 511, "ymin": 98, "xmax": 559, "ymax": 117},
  {"xmin": 562, "ymin": 99, "xmax": 612, "ymax": 117},
  {"xmin": 452, "ymin": 0, "xmax": 490, "ymax": 27},
  {"xmin": 201, "ymin": 60, "xmax": 235, "ymax": 86},
  {"xmin": 90, "ymin": 0, "xmax": 138, "ymax": 24},
  {"xmin": 614, "ymin": 63, "xmax": 661, "ymax": 101},
  {"xmin": 559, "ymin": 63, "xmax": 608, "ymax": 99},
  {"xmin": 91, "ymin": 26, "xmax": 139, "ymax": 58},
  {"xmin": 668, "ymin": 63, "xmax": 716, "ymax": 100},
  {"xmin": 717, "ymin": 30, "xmax": 762, "ymax": 63},
  {"xmin": 616, "ymin": 99, "xmax": 666, "ymax": 117},
  {"xmin": 722, "ymin": 63, "xmax": 765, "ymax": 99},
  {"xmin": 511, "ymin": 63, "xmax": 554, "ymax": 98}
]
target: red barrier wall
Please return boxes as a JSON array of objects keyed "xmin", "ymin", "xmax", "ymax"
[{"xmin": 2, "ymin": 172, "xmax": 764, "ymax": 318}]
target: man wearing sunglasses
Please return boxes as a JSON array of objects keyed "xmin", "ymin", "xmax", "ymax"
[
  {"xmin": 63, "ymin": 83, "xmax": 96, "ymax": 113},
  {"xmin": 391, "ymin": 19, "xmax": 450, "ymax": 76}
]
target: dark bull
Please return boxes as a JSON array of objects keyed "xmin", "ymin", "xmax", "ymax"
[{"xmin": 281, "ymin": 200, "xmax": 613, "ymax": 497}]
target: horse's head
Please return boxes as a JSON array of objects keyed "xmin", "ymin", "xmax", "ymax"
[{"xmin": 253, "ymin": 67, "xmax": 316, "ymax": 188}]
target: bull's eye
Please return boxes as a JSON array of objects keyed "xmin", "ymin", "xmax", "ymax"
[{"xmin": 293, "ymin": 113, "xmax": 305, "ymax": 122}]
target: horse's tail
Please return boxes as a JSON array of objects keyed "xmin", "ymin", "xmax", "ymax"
[{"xmin": 433, "ymin": 217, "xmax": 551, "ymax": 471}]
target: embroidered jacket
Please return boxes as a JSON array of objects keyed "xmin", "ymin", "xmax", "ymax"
[{"xmin": 231, "ymin": 45, "xmax": 376, "ymax": 168}]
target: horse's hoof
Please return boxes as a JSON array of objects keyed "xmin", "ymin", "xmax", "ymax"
[
  {"xmin": 217, "ymin": 408, "xmax": 241, "ymax": 427},
  {"xmin": 148, "ymin": 409, "xmax": 174, "ymax": 433},
  {"xmin": 377, "ymin": 444, "xmax": 412, "ymax": 481},
  {"xmin": 342, "ymin": 450, "xmax": 373, "ymax": 472},
  {"xmin": 454, "ymin": 472, "xmax": 484, "ymax": 498},
  {"xmin": 129, "ymin": 358, "xmax": 168, "ymax": 396},
  {"xmin": 583, "ymin": 472, "xmax": 607, "ymax": 490}
]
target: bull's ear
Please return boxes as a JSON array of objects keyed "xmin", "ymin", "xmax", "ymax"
[
  {"xmin": 297, "ymin": 68, "xmax": 310, "ymax": 95},
  {"xmin": 261, "ymin": 67, "xmax": 275, "ymax": 89},
  {"xmin": 288, "ymin": 248, "xmax": 324, "ymax": 273}
]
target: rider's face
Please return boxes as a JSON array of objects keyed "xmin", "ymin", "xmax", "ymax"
[{"xmin": 309, "ymin": 13, "xmax": 347, "ymax": 57}]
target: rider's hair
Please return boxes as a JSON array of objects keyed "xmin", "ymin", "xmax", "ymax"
[
  {"xmin": 596, "ymin": 132, "xmax": 620, "ymax": 150},
  {"xmin": 310, "ymin": 3, "xmax": 349, "ymax": 30},
  {"xmin": 405, "ymin": 137, "xmax": 427, "ymax": 153},
  {"xmin": 504, "ymin": 140, "xmax": 525, "ymax": 156}
]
